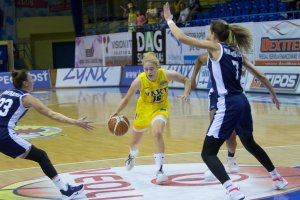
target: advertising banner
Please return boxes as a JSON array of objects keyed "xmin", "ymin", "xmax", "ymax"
[
  {"xmin": 165, "ymin": 26, "xmax": 208, "ymax": 65},
  {"xmin": 103, "ymin": 32, "xmax": 132, "ymax": 66},
  {"xmin": 55, "ymin": 67, "xmax": 121, "ymax": 87},
  {"xmin": 0, "ymin": 70, "xmax": 51, "ymax": 90},
  {"xmin": 247, "ymin": 66, "xmax": 300, "ymax": 94},
  {"xmin": 132, "ymin": 30, "xmax": 166, "ymax": 65},
  {"xmin": 75, "ymin": 35, "xmax": 104, "ymax": 67},
  {"xmin": 120, "ymin": 65, "xmax": 143, "ymax": 86},
  {"xmin": 253, "ymin": 19, "xmax": 300, "ymax": 66},
  {"xmin": 161, "ymin": 65, "xmax": 194, "ymax": 88}
]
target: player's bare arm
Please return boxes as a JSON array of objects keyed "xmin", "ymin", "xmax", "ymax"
[
  {"xmin": 22, "ymin": 95, "xmax": 94, "ymax": 130},
  {"xmin": 166, "ymin": 70, "xmax": 191, "ymax": 102},
  {"xmin": 243, "ymin": 58, "xmax": 280, "ymax": 110},
  {"xmin": 112, "ymin": 77, "xmax": 141, "ymax": 117}
]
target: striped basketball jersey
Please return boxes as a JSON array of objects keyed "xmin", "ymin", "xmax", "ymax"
[
  {"xmin": 0, "ymin": 89, "xmax": 29, "ymax": 131},
  {"xmin": 208, "ymin": 43, "xmax": 244, "ymax": 97},
  {"xmin": 138, "ymin": 68, "xmax": 169, "ymax": 104}
]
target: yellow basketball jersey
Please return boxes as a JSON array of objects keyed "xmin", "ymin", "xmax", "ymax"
[{"xmin": 138, "ymin": 68, "xmax": 169, "ymax": 104}]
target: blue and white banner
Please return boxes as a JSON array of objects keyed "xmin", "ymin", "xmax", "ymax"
[
  {"xmin": 162, "ymin": 65, "xmax": 194, "ymax": 88},
  {"xmin": 55, "ymin": 66, "xmax": 121, "ymax": 87},
  {"xmin": 0, "ymin": 70, "xmax": 51, "ymax": 90},
  {"xmin": 120, "ymin": 66, "xmax": 143, "ymax": 86}
]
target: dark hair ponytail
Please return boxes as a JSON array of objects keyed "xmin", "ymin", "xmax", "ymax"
[
  {"xmin": 210, "ymin": 20, "xmax": 252, "ymax": 53},
  {"xmin": 11, "ymin": 69, "xmax": 28, "ymax": 89}
]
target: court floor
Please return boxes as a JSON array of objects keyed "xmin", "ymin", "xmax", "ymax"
[{"xmin": 0, "ymin": 88, "xmax": 299, "ymax": 199}]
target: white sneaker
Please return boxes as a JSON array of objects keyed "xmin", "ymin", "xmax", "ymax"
[
  {"xmin": 227, "ymin": 157, "xmax": 239, "ymax": 173},
  {"xmin": 273, "ymin": 177, "xmax": 288, "ymax": 190},
  {"xmin": 156, "ymin": 170, "xmax": 168, "ymax": 184},
  {"xmin": 125, "ymin": 155, "xmax": 135, "ymax": 171},
  {"xmin": 203, "ymin": 169, "xmax": 218, "ymax": 182},
  {"xmin": 225, "ymin": 187, "xmax": 245, "ymax": 200}
]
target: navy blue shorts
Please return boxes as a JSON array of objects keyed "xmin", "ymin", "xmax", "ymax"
[
  {"xmin": 0, "ymin": 128, "xmax": 31, "ymax": 158},
  {"xmin": 207, "ymin": 93, "xmax": 253, "ymax": 140}
]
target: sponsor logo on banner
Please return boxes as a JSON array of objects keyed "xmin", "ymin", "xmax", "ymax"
[
  {"xmin": 75, "ymin": 35, "xmax": 104, "ymax": 67},
  {"xmin": 250, "ymin": 73, "xmax": 300, "ymax": 92},
  {"xmin": 55, "ymin": 67, "xmax": 121, "ymax": 87},
  {"xmin": 120, "ymin": 66, "xmax": 143, "ymax": 86},
  {"xmin": 132, "ymin": 31, "xmax": 166, "ymax": 65},
  {"xmin": 162, "ymin": 65, "xmax": 194, "ymax": 88},
  {"xmin": 103, "ymin": 32, "xmax": 132, "ymax": 66},
  {"xmin": 255, "ymin": 20, "xmax": 300, "ymax": 66},
  {"xmin": 0, "ymin": 70, "xmax": 51, "ymax": 90}
]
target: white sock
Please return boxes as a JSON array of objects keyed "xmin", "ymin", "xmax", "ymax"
[
  {"xmin": 129, "ymin": 149, "xmax": 138, "ymax": 157},
  {"xmin": 154, "ymin": 153, "xmax": 164, "ymax": 171},
  {"xmin": 223, "ymin": 180, "xmax": 237, "ymax": 192},
  {"xmin": 269, "ymin": 168, "xmax": 281, "ymax": 179},
  {"xmin": 52, "ymin": 175, "xmax": 68, "ymax": 191}
]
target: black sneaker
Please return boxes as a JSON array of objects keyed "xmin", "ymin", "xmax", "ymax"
[{"xmin": 60, "ymin": 184, "xmax": 84, "ymax": 200}]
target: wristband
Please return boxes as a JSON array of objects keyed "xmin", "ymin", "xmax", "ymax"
[{"xmin": 167, "ymin": 20, "xmax": 174, "ymax": 25}]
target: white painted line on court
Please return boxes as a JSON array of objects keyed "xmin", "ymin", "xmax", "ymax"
[{"xmin": 1, "ymin": 144, "xmax": 300, "ymax": 173}]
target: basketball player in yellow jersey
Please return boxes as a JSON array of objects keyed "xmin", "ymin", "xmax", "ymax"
[{"xmin": 111, "ymin": 52, "xmax": 191, "ymax": 184}]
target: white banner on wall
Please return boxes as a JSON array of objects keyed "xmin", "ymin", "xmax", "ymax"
[
  {"xmin": 55, "ymin": 67, "xmax": 121, "ymax": 87},
  {"xmin": 253, "ymin": 19, "xmax": 300, "ymax": 66},
  {"xmin": 75, "ymin": 35, "xmax": 104, "ymax": 67},
  {"xmin": 103, "ymin": 32, "xmax": 132, "ymax": 66},
  {"xmin": 165, "ymin": 26, "xmax": 208, "ymax": 65}
]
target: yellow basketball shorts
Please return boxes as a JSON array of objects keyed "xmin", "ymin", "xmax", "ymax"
[{"xmin": 133, "ymin": 102, "xmax": 169, "ymax": 131}]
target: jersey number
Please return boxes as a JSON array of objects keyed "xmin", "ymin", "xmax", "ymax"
[
  {"xmin": 232, "ymin": 60, "xmax": 239, "ymax": 80},
  {"xmin": 153, "ymin": 95, "xmax": 162, "ymax": 102},
  {"xmin": 0, "ymin": 98, "xmax": 13, "ymax": 116}
]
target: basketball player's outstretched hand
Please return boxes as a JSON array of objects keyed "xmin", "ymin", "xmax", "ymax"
[
  {"xmin": 272, "ymin": 95, "xmax": 280, "ymax": 110},
  {"xmin": 176, "ymin": 95, "xmax": 190, "ymax": 103},
  {"xmin": 163, "ymin": 2, "xmax": 173, "ymax": 21},
  {"xmin": 75, "ymin": 117, "xmax": 94, "ymax": 130}
]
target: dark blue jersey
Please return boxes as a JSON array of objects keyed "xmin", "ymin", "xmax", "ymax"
[
  {"xmin": 0, "ymin": 89, "xmax": 29, "ymax": 130},
  {"xmin": 208, "ymin": 43, "xmax": 244, "ymax": 97}
]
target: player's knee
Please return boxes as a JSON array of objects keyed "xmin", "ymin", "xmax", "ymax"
[
  {"xmin": 26, "ymin": 146, "xmax": 50, "ymax": 163},
  {"xmin": 201, "ymin": 149, "xmax": 209, "ymax": 162}
]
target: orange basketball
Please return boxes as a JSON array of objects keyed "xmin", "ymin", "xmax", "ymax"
[{"xmin": 108, "ymin": 115, "xmax": 130, "ymax": 136}]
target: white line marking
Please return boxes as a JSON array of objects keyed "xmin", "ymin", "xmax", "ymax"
[{"xmin": 0, "ymin": 144, "xmax": 299, "ymax": 173}]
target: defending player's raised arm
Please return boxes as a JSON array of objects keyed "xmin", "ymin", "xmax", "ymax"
[
  {"xmin": 166, "ymin": 70, "xmax": 191, "ymax": 102},
  {"xmin": 191, "ymin": 52, "xmax": 208, "ymax": 90},
  {"xmin": 112, "ymin": 77, "xmax": 141, "ymax": 117},
  {"xmin": 243, "ymin": 58, "xmax": 280, "ymax": 110},
  {"xmin": 22, "ymin": 95, "xmax": 94, "ymax": 130},
  {"xmin": 163, "ymin": 3, "xmax": 218, "ymax": 51}
]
